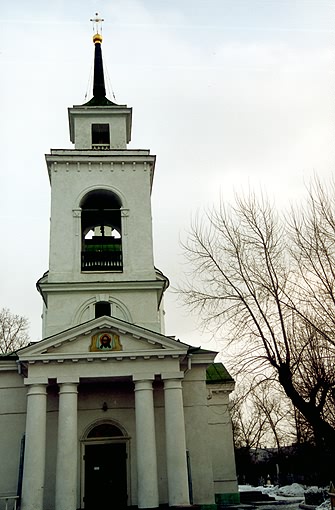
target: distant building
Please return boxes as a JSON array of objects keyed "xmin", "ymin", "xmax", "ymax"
[{"xmin": 0, "ymin": 18, "xmax": 238, "ymax": 510}]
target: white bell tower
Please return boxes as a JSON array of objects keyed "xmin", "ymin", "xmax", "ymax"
[{"xmin": 38, "ymin": 17, "xmax": 168, "ymax": 338}]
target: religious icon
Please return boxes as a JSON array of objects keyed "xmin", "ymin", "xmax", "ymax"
[
  {"xmin": 90, "ymin": 332, "xmax": 122, "ymax": 352},
  {"xmin": 100, "ymin": 334, "xmax": 112, "ymax": 349}
]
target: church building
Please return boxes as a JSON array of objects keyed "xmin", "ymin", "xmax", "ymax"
[{"xmin": 0, "ymin": 17, "xmax": 239, "ymax": 510}]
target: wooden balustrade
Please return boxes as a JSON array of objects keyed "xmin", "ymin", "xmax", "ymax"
[{"xmin": 81, "ymin": 250, "xmax": 123, "ymax": 271}]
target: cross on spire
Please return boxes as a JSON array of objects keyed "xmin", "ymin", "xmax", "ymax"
[{"xmin": 90, "ymin": 12, "xmax": 104, "ymax": 35}]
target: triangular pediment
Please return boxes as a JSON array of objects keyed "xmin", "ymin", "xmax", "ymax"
[{"xmin": 18, "ymin": 316, "xmax": 190, "ymax": 362}]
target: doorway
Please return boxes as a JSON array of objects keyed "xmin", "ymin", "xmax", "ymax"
[{"xmin": 84, "ymin": 442, "xmax": 127, "ymax": 509}]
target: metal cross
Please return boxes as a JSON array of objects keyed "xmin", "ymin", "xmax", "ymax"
[{"xmin": 90, "ymin": 12, "xmax": 104, "ymax": 34}]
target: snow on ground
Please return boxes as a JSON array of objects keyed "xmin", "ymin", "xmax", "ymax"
[
  {"xmin": 317, "ymin": 502, "xmax": 332, "ymax": 510},
  {"xmin": 239, "ymin": 483, "xmax": 305, "ymax": 498},
  {"xmin": 275, "ymin": 484, "xmax": 306, "ymax": 498},
  {"xmin": 239, "ymin": 483, "xmax": 332, "ymax": 508},
  {"xmin": 309, "ymin": 494, "xmax": 331, "ymax": 510}
]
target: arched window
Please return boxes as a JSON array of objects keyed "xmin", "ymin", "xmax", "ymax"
[
  {"xmin": 95, "ymin": 301, "xmax": 111, "ymax": 318},
  {"xmin": 81, "ymin": 190, "xmax": 123, "ymax": 272},
  {"xmin": 87, "ymin": 423, "xmax": 124, "ymax": 438}
]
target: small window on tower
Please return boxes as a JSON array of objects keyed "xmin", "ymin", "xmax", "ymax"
[
  {"xmin": 95, "ymin": 301, "xmax": 111, "ymax": 318},
  {"xmin": 92, "ymin": 124, "xmax": 110, "ymax": 149}
]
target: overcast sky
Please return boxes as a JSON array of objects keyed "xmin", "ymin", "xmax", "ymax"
[{"xmin": 0, "ymin": 0, "xmax": 334, "ymax": 351}]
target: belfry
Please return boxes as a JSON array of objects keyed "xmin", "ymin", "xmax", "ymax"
[{"xmin": 0, "ymin": 16, "xmax": 239, "ymax": 510}]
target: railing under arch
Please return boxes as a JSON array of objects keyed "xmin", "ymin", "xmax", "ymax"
[
  {"xmin": 81, "ymin": 238, "xmax": 123, "ymax": 271},
  {"xmin": 81, "ymin": 250, "xmax": 123, "ymax": 271}
]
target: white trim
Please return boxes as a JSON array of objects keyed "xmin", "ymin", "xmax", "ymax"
[
  {"xmin": 39, "ymin": 280, "xmax": 165, "ymax": 293},
  {"xmin": 19, "ymin": 349, "xmax": 186, "ymax": 363},
  {"xmin": 0, "ymin": 361, "xmax": 18, "ymax": 372},
  {"xmin": 76, "ymin": 183, "xmax": 128, "ymax": 210},
  {"xmin": 18, "ymin": 316, "xmax": 190, "ymax": 358},
  {"xmin": 73, "ymin": 296, "xmax": 132, "ymax": 326}
]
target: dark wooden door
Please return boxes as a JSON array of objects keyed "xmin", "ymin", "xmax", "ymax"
[{"xmin": 84, "ymin": 443, "xmax": 127, "ymax": 509}]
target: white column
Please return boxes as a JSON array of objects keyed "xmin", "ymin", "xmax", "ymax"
[
  {"xmin": 21, "ymin": 379, "xmax": 48, "ymax": 510},
  {"xmin": 162, "ymin": 372, "xmax": 190, "ymax": 506},
  {"xmin": 55, "ymin": 379, "xmax": 79, "ymax": 510},
  {"xmin": 133, "ymin": 375, "xmax": 159, "ymax": 509}
]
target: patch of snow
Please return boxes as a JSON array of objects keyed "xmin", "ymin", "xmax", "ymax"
[
  {"xmin": 238, "ymin": 483, "xmax": 305, "ymax": 498},
  {"xmin": 239, "ymin": 485, "xmax": 260, "ymax": 492},
  {"xmin": 316, "ymin": 501, "xmax": 331, "ymax": 510},
  {"xmin": 306, "ymin": 487, "xmax": 326, "ymax": 494},
  {"xmin": 238, "ymin": 482, "xmax": 334, "ymax": 505},
  {"xmin": 276, "ymin": 483, "xmax": 306, "ymax": 497}
]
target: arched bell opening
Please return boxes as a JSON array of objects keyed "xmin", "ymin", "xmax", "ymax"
[{"xmin": 81, "ymin": 189, "xmax": 123, "ymax": 272}]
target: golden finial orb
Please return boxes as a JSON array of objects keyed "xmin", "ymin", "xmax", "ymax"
[{"xmin": 93, "ymin": 33, "xmax": 103, "ymax": 44}]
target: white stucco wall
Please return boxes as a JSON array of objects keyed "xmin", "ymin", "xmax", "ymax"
[
  {"xmin": 0, "ymin": 365, "xmax": 26, "ymax": 507},
  {"xmin": 73, "ymin": 113, "xmax": 129, "ymax": 150},
  {"xmin": 43, "ymin": 287, "xmax": 162, "ymax": 338},
  {"xmin": 207, "ymin": 384, "xmax": 239, "ymax": 497},
  {"xmin": 184, "ymin": 366, "xmax": 216, "ymax": 504}
]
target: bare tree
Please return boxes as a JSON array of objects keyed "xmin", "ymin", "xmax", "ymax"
[
  {"xmin": 0, "ymin": 308, "xmax": 30, "ymax": 354},
  {"xmin": 230, "ymin": 384, "xmax": 269, "ymax": 450},
  {"xmin": 230, "ymin": 378, "xmax": 296, "ymax": 450},
  {"xmin": 182, "ymin": 178, "xmax": 335, "ymax": 452}
]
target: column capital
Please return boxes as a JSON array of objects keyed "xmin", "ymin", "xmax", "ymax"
[
  {"xmin": 58, "ymin": 383, "xmax": 78, "ymax": 395},
  {"xmin": 133, "ymin": 380, "xmax": 154, "ymax": 393}
]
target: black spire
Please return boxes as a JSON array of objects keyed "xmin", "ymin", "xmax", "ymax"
[
  {"xmin": 93, "ymin": 36, "xmax": 107, "ymax": 100},
  {"xmin": 84, "ymin": 16, "xmax": 117, "ymax": 107}
]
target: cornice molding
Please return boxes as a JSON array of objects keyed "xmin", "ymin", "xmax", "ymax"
[
  {"xmin": 39, "ymin": 280, "xmax": 166, "ymax": 293},
  {"xmin": 21, "ymin": 349, "xmax": 185, "ymax": 364}
]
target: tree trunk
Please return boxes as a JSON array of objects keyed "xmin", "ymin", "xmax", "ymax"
[{"xmin": 277, "ymin": 362, "xmax": 335, "ymax": 450}]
